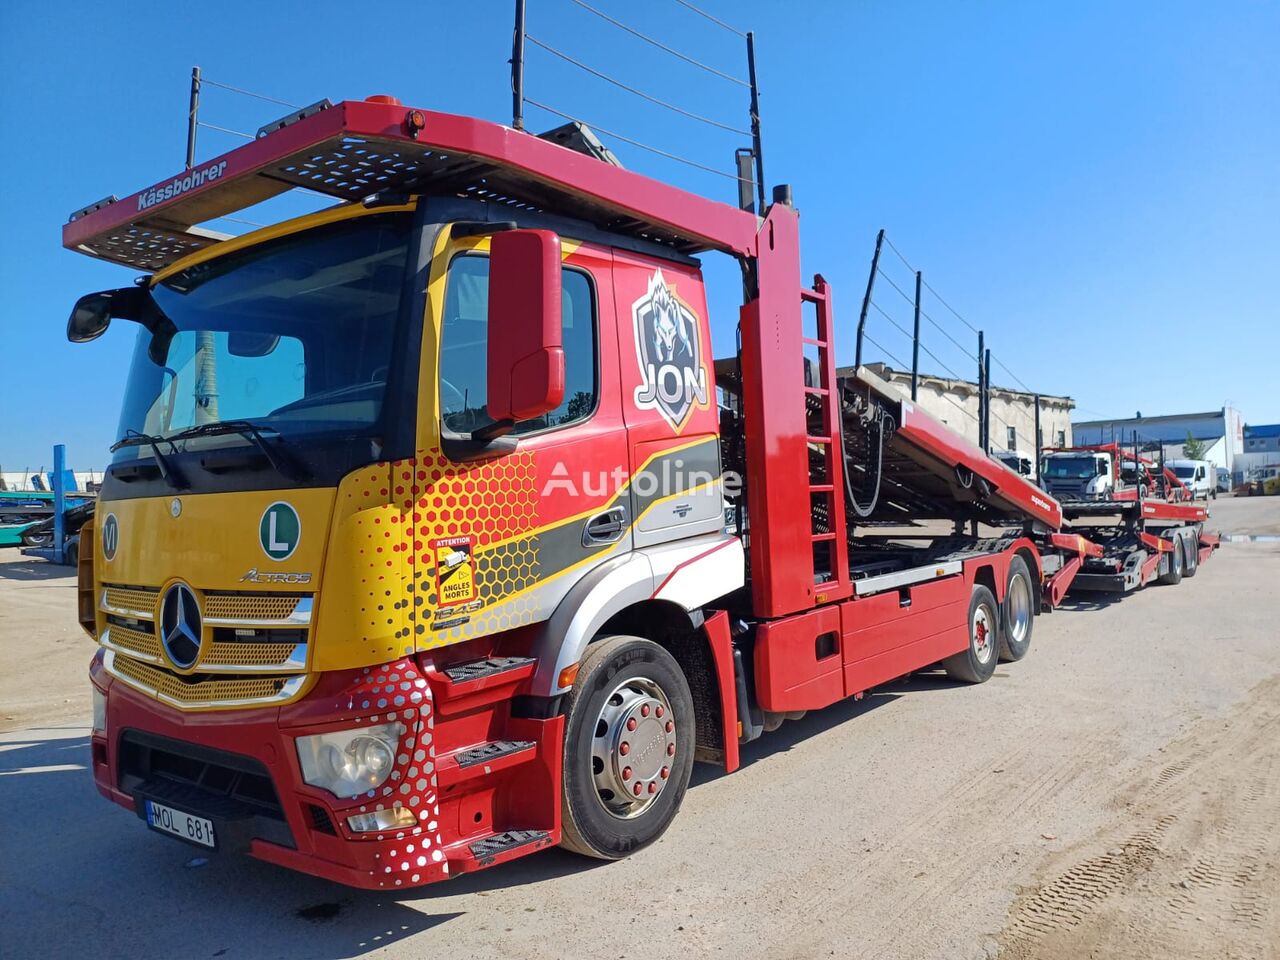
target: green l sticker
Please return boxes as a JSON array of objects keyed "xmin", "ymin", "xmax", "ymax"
[{"xmin": 259, "ymin": 502, "xmax": 301, "ymax": 561}]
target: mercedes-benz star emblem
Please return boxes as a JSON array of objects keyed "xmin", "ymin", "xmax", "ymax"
[{"xmin": 160, "ymin": 583, "xmax": 203, "ymax": 669}]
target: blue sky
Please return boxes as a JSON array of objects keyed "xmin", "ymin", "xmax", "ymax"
[{"xmin": 1, "ymin": 0, "xmax": 1277, "ymax": 471}]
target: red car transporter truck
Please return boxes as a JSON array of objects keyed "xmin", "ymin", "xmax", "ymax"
[{"xmin": 62, "ymin": 93, "xmax": 1216, "ymax": 889}]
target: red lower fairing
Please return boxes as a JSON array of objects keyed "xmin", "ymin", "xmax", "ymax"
[{"xmin": 89, "ymin": 645, "xmax": 563, "ymax": 890}]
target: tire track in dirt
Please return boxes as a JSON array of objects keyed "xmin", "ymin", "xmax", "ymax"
[{"xmin": 996, "ymin": 676, "xmax": 1280, "ymax": 960}]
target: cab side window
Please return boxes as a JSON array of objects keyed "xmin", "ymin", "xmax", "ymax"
[{"xmin": 439, "ymin": 253, "xmax": 597, "ymax": 436}]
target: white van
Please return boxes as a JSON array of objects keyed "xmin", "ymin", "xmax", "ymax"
[{"xmin": 1168, "ymin": 459, "xmax": 1215, "ymax": 500}]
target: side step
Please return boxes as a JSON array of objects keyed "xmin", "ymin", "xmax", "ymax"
[
  {"xmin": 444, "ymin": 656, "xmax": 535, "ymax": 684},
  {"xmin": 430, "ymin": 656, "xmax": 537, "ymax": 716},
  {"xmin": 457, "ymin": 739, "xmax": 534, "ymax": 768},
  {"xmin": 467, "ymin": 829, "xmax": 551, "ymax": 866},
  {"xmin": 437, "ymin": 739, "xmax": 537, "ymax": 788}
]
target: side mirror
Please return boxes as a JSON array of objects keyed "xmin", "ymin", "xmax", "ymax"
[
  {"xmin": 485, "ymin": 229, "xmax": 565, "ymax": 432},
  {"xmin": 67, "ymin": 286, "xmax": 149, "ymax": 343}
]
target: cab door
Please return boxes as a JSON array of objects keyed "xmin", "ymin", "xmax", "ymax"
[
  {"xmin": 411, "ymin": 233, "xmax": 631, "ymax": 648},
  {"xmin": 610, "ymin": 249, "xmax": 724, "ymax": 550}
]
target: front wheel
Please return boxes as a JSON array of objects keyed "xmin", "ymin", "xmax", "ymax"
[
  {"xmin": 560, "ymin": 635, "xmax": 696, "ymax": 860},
  {"xmin": 943, "ymin": 584, "xmax": 1000, "ymax": 683}
]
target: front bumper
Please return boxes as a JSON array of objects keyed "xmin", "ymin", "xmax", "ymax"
[{"xmin": 90, "ymin": 653, "xmax": 561, "ymax": 889}]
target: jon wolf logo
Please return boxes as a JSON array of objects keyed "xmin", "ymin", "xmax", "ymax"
[{"xmin": 632, "ymin": 270, "xmax": 708, "ymax": 431}]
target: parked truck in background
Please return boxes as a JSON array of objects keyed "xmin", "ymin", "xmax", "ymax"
[{"xmin": 1039, "ymin": 448, "xmax": 1114, "ymax": 500}]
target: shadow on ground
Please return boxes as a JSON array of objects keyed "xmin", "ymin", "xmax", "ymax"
[
  {"xmin": 0, "ymin": 557, "xmax": 76, "ymax": 582},
  {"xmin": 0, "ymin": 732, "xmax": 460, "ymax": 959}
]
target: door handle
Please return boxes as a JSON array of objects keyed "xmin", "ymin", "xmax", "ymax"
[{"xmin": 583, "ymin": 506, "xmax": 628, "ymax": 546}]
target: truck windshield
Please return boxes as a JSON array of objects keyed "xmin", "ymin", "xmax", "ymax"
[
  {"xmin": 113, "ymin": 213, "xmax": 412, "ymax": 460},
  {"xmin": 1172, "ymin": 466, "xmax": 1196, "ymax": 479},
  {"xmin": 1040, "ymin": 456, "xmax": 1098, "ymax": 479}
]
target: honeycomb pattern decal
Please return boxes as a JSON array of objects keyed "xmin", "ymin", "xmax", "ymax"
[{"xmin": 401, "ymin": 450, "xmax": 547, "ymax": 649}]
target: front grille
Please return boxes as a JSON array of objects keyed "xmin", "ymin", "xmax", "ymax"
[
  {"xmin": 103, "ymin": 584, "xmax": 160, "ymax": 618},
  {"xmin": 111, "ymin": 654, "xmax": 304, "ymax": 707},
  {"xmin": 204, "ymin": 592, "xmax": 308, "ymax": 623},
  {"xmin": 100, "ymin": 583, "xmax": 313, "ymax": 709},
  {"xmin": 104, "ymin": 617, "xmax": 163, "ymax": 661},
  {"xmin": 202, "ymin": 640, "xmax": 301, "ymax": 667}
]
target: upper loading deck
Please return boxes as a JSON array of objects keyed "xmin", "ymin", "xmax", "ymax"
[{"xmin": 62, "ymin": 96, "xmax": 761, "ymax": 271}]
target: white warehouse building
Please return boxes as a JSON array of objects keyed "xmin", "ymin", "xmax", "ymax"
[{"xmin": 1072, "ymin": 407, "xmax": 1245, "ymax": 480}]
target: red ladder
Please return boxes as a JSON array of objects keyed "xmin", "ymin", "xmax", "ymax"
[{"xmin": 801, "ymin": 276, "xmax": 851, "ymax": 604}]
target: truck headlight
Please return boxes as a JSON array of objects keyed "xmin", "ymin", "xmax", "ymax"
[
  {"xmin": 92, "ymin": 686, "xmax": 106, "ymax": 734},
  {"xmin": 296, "ymin": 723, "xmax": 402, "ymax": 798}
]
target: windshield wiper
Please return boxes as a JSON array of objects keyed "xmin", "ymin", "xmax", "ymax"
[
  {"xmin": 110, "ymin": 430, "xmax": 187, "ymax": 488},
  {"xmin": 168, "ymin": 420, "xmax": 310, "ymax": 481}
]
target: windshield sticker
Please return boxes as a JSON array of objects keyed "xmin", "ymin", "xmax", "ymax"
[
  {"xmin": 632, "ymin": 270, "xmax": 708, "ymax": 432},
  {"xmin": 137, "ymin": 161, "xmax": 227, "ymax": 211},
  {"xmin": 433, "ymin": 536, "xmax": 477, "ymax": 608},
  {"xmin": 259, "ymin": 501, "xmax": 301, "ymax": 561}
]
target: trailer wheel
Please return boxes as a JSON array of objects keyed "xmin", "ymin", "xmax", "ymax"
[
  {"xmin": 1158, "ymin": 535, "xmax": 1183, "ymax": 585},
  {"xmin": 998, "ymin": 557, "xmax": 1035, "ymax": 662},
  {"xmin": 943, "ymin": 584, "xmax": 1000, "ymax": 684},
  {"xmin": 559, "ymin": 635, "xmax": 696, "ymax": 860},
  {"xmin": 1183, "ymin": 530, "xmax": 1199, "ymax": 578}
]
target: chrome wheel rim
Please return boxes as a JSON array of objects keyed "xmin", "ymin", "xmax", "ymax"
[
  {"xmin": 1007, "ymin": 574, "xmax": 1031, "ymax": 645},
  {"xmin": 590, "ymin": 676, "xmax": 678, "ymax": 820},
  {"xmin": 972, "ymin": 602, "xmax": 995, "ymax": 664}
]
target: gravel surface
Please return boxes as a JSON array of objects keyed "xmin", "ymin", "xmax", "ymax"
[{"xmin": 1, "ymin": 496, "xmax": 1277, "ymax": 959}]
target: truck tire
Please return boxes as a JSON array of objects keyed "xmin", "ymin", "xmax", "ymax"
[
  {"xmin": 998, "ymin": 557, "xmax": 1035, "ymax": 662},
  {"xmin": 64, "ymin": 538, "xmax": 80, "ymax": 567},
  {"xmin": 1157, "ymin": 534, "xmax": 1183, "ymax": 585},
  {"xmin": 943, "ymin": 584, "xmax": 1000, "ymax": 684},
  {"xmin": 559, "ymin": 635, "xmax": 696, "ymax": 860},
  {"xmin": 1183, "ymin": 530, "xmax": 1199, "ymax": 578}
]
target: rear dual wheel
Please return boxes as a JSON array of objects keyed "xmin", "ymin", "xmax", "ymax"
[
  {"xmin": 998, "ymin": 556, "xmax": 1035, "ymax": 662},
  {"xmin": 1158, "ymin": 534, "xmax": 1184, "ymax": 585},
  {"xmin": 560, "ymin": 636, "xmax": 696, "ymax": 859},
  {"xmin": 1183, "ymin": 529, "xmax": 1200, "ymax": 578},
  {"xmin": 943, "ymin": 584, "xmax": 1000, "ymax": 684}
]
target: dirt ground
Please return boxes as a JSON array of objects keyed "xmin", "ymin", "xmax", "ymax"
[{"xmin": 1, "ymin": 497, "xmax": 1278, "ymax": 960}]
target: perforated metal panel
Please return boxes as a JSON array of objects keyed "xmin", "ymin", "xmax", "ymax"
[
  {"xmin": 203, "ymin": 640, "xmax": 299, "ymax": 668},
  {"xmin": 103, "ymin": 585, "xmax": 159, "ymax": 618},
  {"xmin": 111, "ymin": 654, "xmax": 301, "ymax": 706},
  {"xmin": 203, "ymin": 593, "xmax": 305, "ymax": 622},
  {"xmin": 107, "ymin": 622, "xmax": 162, "ymax": 660},
  {"xmin": 81, "ymin": 224, "xmax": 223, "ymax": 272}
]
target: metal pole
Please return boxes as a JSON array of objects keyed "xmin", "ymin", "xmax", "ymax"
[
  {"xmin": 511, "ymin": 0, "xmax": 527, "ymax": 131},
  {"xmin": 52, "ymin": 444, "xmax": 66, "ymax": 565},
  {"xmin": 983, "ymin": 349, "xmax": 992, "ymax": 454},
  {"xmin": 911, "ymin": 271, "xmax": 922, "ymax": 401},
  {"xmin": 855, "ymin": 230, "xmax": 884, "ymax": 368},
  {"xmin": 977, "ymin": 331, "xmax": 985, "ymax": 450},
  {"xmin": 746, "ymin": 31, "xmax": 766, "ymax": 214},
  {"xmin": 1034, "ymin": 393, "xmax": 1042, "ymax": 478},
  {"xmin": 186, "ymin": 66, "xmax": 201, "ymax": 170}
]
